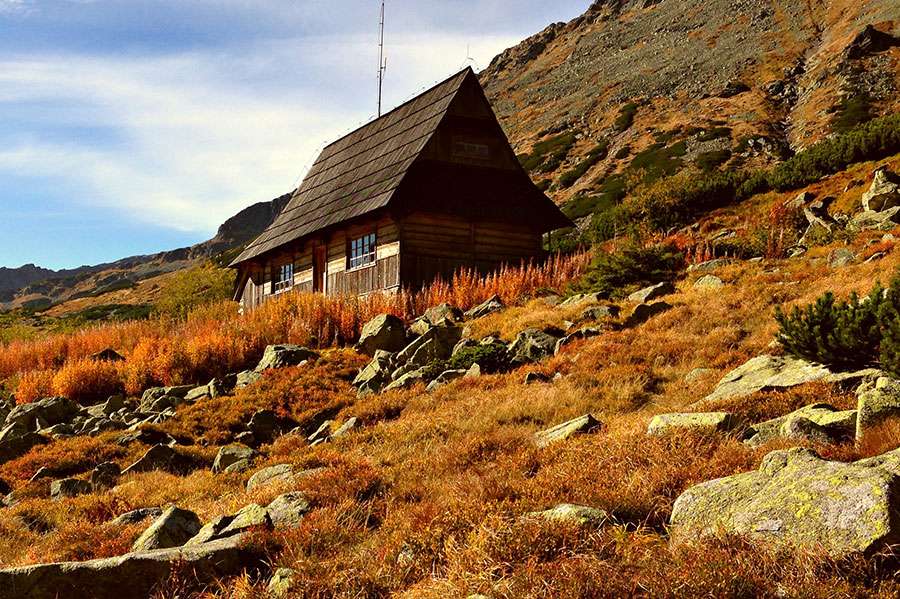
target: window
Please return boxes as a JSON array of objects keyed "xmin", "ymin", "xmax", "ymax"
[
  {"xmin": 349, "ymin": 232, "xmax": 377, "ymax": 269},
  {"xmin": 273, "ymin": 261, "xmax": 294, "ymax": 293}
]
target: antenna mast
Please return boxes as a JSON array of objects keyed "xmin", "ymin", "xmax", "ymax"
[{"xmin": 377, "ymin": 1, "xmax": 387, "ymax": 117}]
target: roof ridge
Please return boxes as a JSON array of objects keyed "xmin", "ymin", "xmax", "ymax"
[{"xmin": 314, "ymin": 67, "xmax": 473, "ymax": 157}]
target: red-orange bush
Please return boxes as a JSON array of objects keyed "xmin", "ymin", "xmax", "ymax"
[{"xmin": 51, "ymin": 359, "xmax": 123, "ymax": 404}]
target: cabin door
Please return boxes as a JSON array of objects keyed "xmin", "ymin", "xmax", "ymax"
[{"xmin": 313, "ymin": 246, "xmax": 327, "ymax": 293}]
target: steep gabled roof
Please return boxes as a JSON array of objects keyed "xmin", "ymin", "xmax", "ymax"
[{"xmin": 231, "ymin": 69, "xmax": 473, "ymax": 266}]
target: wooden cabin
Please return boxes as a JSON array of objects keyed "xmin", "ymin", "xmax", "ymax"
[{"xmin": 230, "ymin": 67, "xmax": 572, "ymax": 311}]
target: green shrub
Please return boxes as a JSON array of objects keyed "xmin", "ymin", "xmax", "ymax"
[
  {"xmin": 775, "ymin": 276, "xmax": 900, "ymax": 374},
  {"xmin": 830, "ymin": 94, "xmax": 873, "ymax": 134},
  {"xmin": 559, "ymin": 141, "xmax": 609, "ymax": 188},
  {"xmin": 448, "ymin": 343, "xmax": 510, "ymax": 374},
  {"xmin": 569, "ymin": 243, "xmax": 683, "ymax": 298},
  {"xmin": 614, "ymin": 146, "xmax": 631, "ymax": 160},
  {"xmin": 155, "ymin": 264, "xmax": 236, "ymax": 319},
  {"xmin": 695, "ymin": 149, "xmax": 732, "ymax": 171},
  {"xmin": 519, "ymin": 132, "xmax": 577, "ymax": 173},
  {"xmin": 614, "ymin": 102, "xmax": 639, "ymax": 132},
  {"xmin": 629, "ymin": 141, "xmax": 687, "ymax": 183}
]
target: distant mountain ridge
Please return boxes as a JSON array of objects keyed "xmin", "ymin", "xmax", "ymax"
[{"xmin": 0, "ymin": 193, "xmax": 292, "ymax": 309}]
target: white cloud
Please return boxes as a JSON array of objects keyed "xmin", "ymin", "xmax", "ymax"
[{"xmin": 0, "ymin": 30, "xmax": 518, "ymax": 236}]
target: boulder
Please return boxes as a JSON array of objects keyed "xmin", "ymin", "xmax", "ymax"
[
  {"xmin": 579, "ymin": 305, "xmax": 619, "ymax": 321},
  {"xmin": 353, "ymin": 350, "xmax": 394, "ymax": 395},
  {"xmin": 627, "ymin": 281, "xmax": 674, "ymax": 303},
  {"xmin": 670, "ymin": 447, "xmax": 900, "ymax": 558},
  {"xmin": 266, "ymin": 492, "xmax": 312, "ymax": 528},
  {"xmin": 425, "ymin": 369, "xmax": 468, "ymax": 392},
  {"xmin": 90, "ymin": 462, "xmax": 121, "ymax": 490},
  {"xmin": 861, "ymin": 167, "xmax": 900, "ymax": 212},
  {"xmin": 0, "ymin": 534, "xmax": 258, "ymax": 599},
  {"xmin": 235, "ymin": 370, "xmax": 262, "ymax": 389},
  {"xmin": 555, "ymin": 327, "xmax": 602, "ymax": 355},
  {"xmin": 525, "ymin": 504, "xmax": 609, "ymax": 528},
  {"xmin": 218, "ymin": 503, "xmax": 271, "ymax": 538},
  {"xmin": 422, "ymin": 303, "xmax": 463, "ymax": 325},
  {"xmin": 701, "ymin": 355, "xmax": 879, "ymax": 404},
  {"xmin": 849, "ymin": 206, "xmax": 900, "ymax": 232},
  {"xmin": 356, "ymin": 314, "xmax": 407, "ymax": 355},
  {"xmin": 383, "ymin": 368, "xmax": 428, "ymax": 392},
  {"xmin": 856, "ymin": 377, "xmax": 900, "ymax": 440},
  {"xmin": 246, "ymin": 409, "xmax": 278, "ymax": 442},
  {"xmin": 396, "ymin": 324, "xmax": 462, "ymax": 369},
  {"xmin": 507, "ymin": 328, "xmax": 561, "ymax": 366},
  {"xmin": 693, "ymin": 275, "xmax": 724, "ymax": 289},
  {"xmin": 0, "ymin": 424, "xmax": 47, "ymax": 464},
  {"xmin": 131, "ymin": 506, "xmax": 202, "ymax": 551},
  {"xmin": 464, "ymin": 295, "xmax": 504, "ymax": 319},
  {"xmin": 745, "ymin": 403, "xmax": 858, "ymax": 446},
  {"xmin": 533, "ymin": 414, "xmax": 602, "ymax": 449},
  {"xmin": 255, "ymin": 345, "xmax": 318, "ymax": 372},
  {"xmin": 246, "ymin": 464, "xmax": 295, "ymax": 492},
  {"xmin": 329, "ymin": 417, "xmax": 358, "ymax": 440},
  {"xmin": 122, "ymin": 445, "xmax": 190, "ymax": 476},
  {"xmin": 184, "ymin": 384, "xmax": 212, "ymax": 403},
  {"xmin": 223, "ymin": 459, "xmax": 252, "ymax": 474},
  {"xmin": 647, "ymin": 412, "xmax": 735, "ymax": 436},
  {"xmin": 212, "ymin": 444, "xmax": 257, "ymax": 474},
  {"xmin": 558, "ymin": 292, "xmax": 605, "ymax": 308},
  {"xmin": 115, "ymin": 428, "xmax": 175, "ymax": 447},
  {"xmin": 140, "ymin": 385, "xmax": 194, "ymax": 407},
  {"xmin": 50, "ymin": 478, "xmax": 92, "ymax": 500},
  {"xmin": 524, "ymin": 372, "xmax": 551, "ymax": 384},
  {"xmin": 185, "ymin": 515, "xmax": 235, "ymax": 546},
  {"xmin": 686, "ymin": 258, "xmax": 729, "ymax": 273},
  {"xmin": 828, "ymin": 248, "xmax": 856, "ymax": 268},
  {"xmin": 6, "ymin": 397, "xmax": 79, "ymax": 430},
  {"xmin": 85, "ymin": 396, "xmax": 126, "ymax": 419},
  {"xmin": 108, "ymin": 507, "xmax": 163, "ymax": 527},
  {"xmin": 625, "ymin": 301, "xmax": 672, "ymax": 327}
]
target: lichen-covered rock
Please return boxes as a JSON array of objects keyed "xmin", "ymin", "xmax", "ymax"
[
  {"xmin": 50, "ymin": 478, "xmax": 92, "ymax": 500},
  {"xmin": 693, "ymin": 275, "xmax": 724, "ymax": 289},
  {"xmin": 625, "ymin": 301, "xmax": 672, "ymax": 327},
  {"xmin": 525, "ymin": 504, "xmax": 610, "ymax": 528},
  {"xmin": 533, "ymin": 414, "xmax": 602, "ymax": 448},
  {"xmin": 383, "ymin": 368, "xmax": 428, "ymax": 392},
  {"xmin": 219, "ymin": 503, "xmax": 271, "ymax": 538},
  {"xmin": 90, "ymin": 462, "xmax": 121, "ymax": 490},
  {"xmin": 627, "ymin": 281, "xmax": 674, "ymax": 303},
  {"xmin": 554, "ymin": 327, "xmax": 602, "ymax": 354},
  {"xmin": 464, "ymin": 295, "xmax": 504, "ymax": 319},
  {"xmin": 508, "ymin": 328, "xmax": 561, "ymax": 365},
  {"xmin": 268, "ymin": 567, "xmax": 299, "ymax": 597},
  {"xmin": 122, "ymin": 444, "xmax": 191, "ymax": 475},
  {"xmin": 422, "ymin": 303, "xmax": 463, "ymax": 325},
  {"xmin": 235, "ymin": 370, "xmax": 262, "ymax": 390},
  {"xmin": 670, "ymin": 447, "xmax": 900, "ymax": 558},
  {"xmin": 5, "ymin": 397, "xmax": 79, "ymax": 430},
  {"xmin": 743, "ymin": 403, "xmax": 857, "ymax": 446},
  {"xmin": 396, "ymin": 324, "xmax": 462, "ymax": 369},
  {"xmin": 425, "ymin": 369, "xmax": 467, "ymax": 392},
  {"xmin": 0, "ymin": 534, "xmax": 258, "ymax": 599},
  {"xmin": 647, "ymin": 412, "xmax": 735, "ymax": 436},
  {"xmin": 848, "ymin": 206, "xmax": 900, "ymax": 231},
  {"xmin": 356, "ymin": 314, "xmax": 407, "ymax": 355},
  {"xmin": 266, "ymin": 492, "xmax": 312, "ymax": 528},
  {"xmin": 131, "ymin": 506, "xmax": 202, "ymax": 552},
  {"xmin": 255, "ymin": 344, "xmax": 318, "ymax": 372},
  {"xmin": 211, "ymin": 444, "xmax": 257, "ymax": 474},
  {"xmin": 857, "ymin": 377, "xmax": 900, "ymax": 440},
  {"xmin": 861, "ymin": 167, "xmax": 900, "ymax": 212},
  {"xmin": 353, "ymin": 350, "xmax": 394, "ymax": 396},
  {"xmin": 558, "ymin": 292, "xmax": 605, "ymax": 308},
  {"xmin": 246, "ymin": 464, "xmax": 295, "ymax": 492},
  {"xmin": 701, "ymin": 355, "xmax": 879, "ymax": 404}
]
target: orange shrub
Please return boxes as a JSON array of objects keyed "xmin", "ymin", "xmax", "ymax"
[
  {"xmin": 51, "ymin": 359, "xmax": 123, "ymax": 404},
  {"xmin": 14, "ymin": 369, "xmax": 54, "ymax": 404}
]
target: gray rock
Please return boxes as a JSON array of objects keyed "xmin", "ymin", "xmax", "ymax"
[
  {"xmin": 524, "ymin": 372, "xmax": 551, "ymax": 384},
  {"xmin": 212, "ymin": 444, "xmax": 257, "ymax": 474},
  {"xmin": 578, "ymin": 305, "xmax": 619, "ymax": 321},
  {"xmin": 85, "ymin": 396, "xmax": 126, "ymax": 419},
  {"xmin": 353, "ymin": 350, "xmax": 394, "ymax": 395},
  {"xmin": 464, "ymin": 295, "xmax": 504, "ymax": 319},
  {"xmin": 185, "ymin": 515, "xmax": 235, "ymax": 546},
  {"xmin": 140, "ymin": 385, "xmax": 194, "ymax": 407},
  {"xmin": 0, "ymin": 534, "xmax": 257, "ymax": 599},
  {"xmin": 184, "ymin": 384, "xmax": 212, "ymax": 403},
  {"xmin": 508, "ymin": 328, "xmax": 561, "ymax": 365},
  {"xmin": 90, "ymin": 462, "xmax": 121, "ymax": 489},
  {"xmin": 330, "ymin": 417, "xmax": 359, "ymax": 439},
  {"xmin": 627, "ymin": 281, "xmax": 675, "ymax": 303},
  {"xmin": 625, "ymin": 301, "xmax": 673, "ymax": 326},
  {"xmin": 383, "ymin": 368, "xmax": 427, "ymax": 392},
  {"xmin": 50, "ymin": 478, "xmax": 92, "ymax": 500},
  {"xmin": 558, "ymin": 292, "xmax": 604, "ymax": 308},
  {"xmin": 857, "ymin": 377, "xmax": 900, "ymax": 440},
  {"xmin": 255, "ymin": 344, "xmax": 318, "ymax": 372},
  {"xmin": 0, "ymin": 423, "xmax": 46, "ymax": 464},
  {"xmin": 861, "ymin": 167, "xmax": 900, "ymax": 212},
  {"xmin": 555, "ymin": 327, "xmax": 602, "ymax": 354},
  {"xmin": 218, "ymin": 503, "xmax": 271, "ymax": 538},
  {"xmin": 848, "ymin": 206, "xmax": 900, "ymax": 232},
  {"xmin": 89, "ymin": 348, "xmax": 126, "ymax": 363},
  {"xmin": 422, "ymin": 303, "xmax": 463, "ymax": 325},
  {"xmin": 223, "ymin": 459, "xmax": 252, "ymax": 474},
  {"xmin": 235, "ymin": 370, "xmax": 262, "ymax": 389},
  {"xmin": 266, "ymin": 492, "xmax": 312, "ymax": 528},
  {"xmin": 464, "ymin": 363, "xmax": 482, "ymax": 378},
  {"xmin": 356, "ymin": 314, "xmax": 407, "ymax": 355},
  {"xmin": 396, "ymin": 324, "xmax": 462, "ymax": 369},
  {"xmin": 647, "ymin": 412, "xmax": 735, "ymax": 436},
  {"xmin": 670, "ymin": 447, "xmax": 900, "ymax": 558},
  {"xmin": 122, "ymin": 444, "xmax": 189, "ymax": 475},
  {"xmin": 108, "ymin": 507, "xmax": 163, "ymax": 527},
  {"xmin": 686, "ymin": 258, "xmax": 730, "ymax": 273},
  {"xmin": 828, "ymin": 248, "xmax": 856, "ymax": 268},
  {"xmin": 425, "ymin": 369, "xmax": 468, "ymax": 392},
  {"xmin": 693, "ymin": 275, "xmax": 724, "ymax": 289},
  {"xmin": 745, "ymin": 403, "xmax": 857, "ymax": 447},
  {"xmin": 131, "ymin": 506, "xmax": 202, "ymax": 551},
  {"xmin": 5, "ymin": 397, "xmax": 79, "ymax": 431},
  {"xmin": 246, "ymin": 464, "xmax": 295, "ymax": 492},
  {"xmin": 246, "ymin": 409, "xmax": 278, "ymax": 442},
  {"xmin": 525, "ymin": 503, "xmax": 610, "ymax": 527},
  {"xmin": 701, "ymin": 355, "xmax": 880, "ymax": 404},
  {"xmin": 533, "ymin": 414, "xmax": 602, "ymax": 449}
]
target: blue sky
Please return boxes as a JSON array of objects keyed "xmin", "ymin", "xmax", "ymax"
[{"xmin": 0, "ymin": 0, "xmax": 588, "ymax": 270}]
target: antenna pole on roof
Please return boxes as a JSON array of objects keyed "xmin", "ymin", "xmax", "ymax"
[{"xmin": 377, "ymin": 0, "xmax": 387, "ymax": 117}]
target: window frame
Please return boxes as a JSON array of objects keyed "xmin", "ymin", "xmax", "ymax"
[
  {"xmin": 273, "ymin": 260, "xmax": 294, "ymax": 294},
  {"xmin": 347, "ymin": 231, "xmax": 377, "ymax": 271}
]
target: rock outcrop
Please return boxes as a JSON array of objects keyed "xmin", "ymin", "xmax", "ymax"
[
  {"xmin": 647, "ymin": 412, "xmax": 735, "ymax": 436},
  {"xmin": 533, "ymin": 414, "xmax": 602, "ymax": 448},
  {"xmin": 671, "ymin": 447, "xmax": 900, "ymax": 558}
]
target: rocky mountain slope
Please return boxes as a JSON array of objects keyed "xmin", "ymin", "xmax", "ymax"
[
  {"xmin": 0, "ymin": 193, "xmax": 291, "ymax": 311},
  {"xmin": 482, "ymin": 0, "xmax": 900, "ymax": 230}
]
